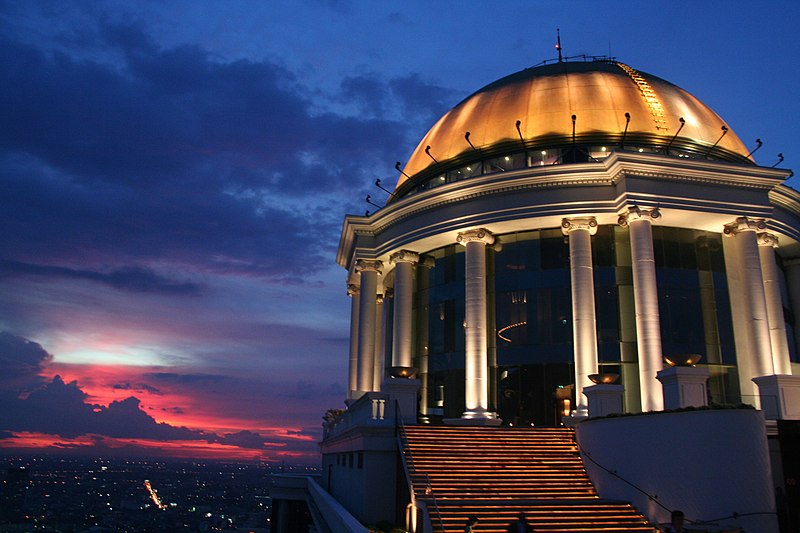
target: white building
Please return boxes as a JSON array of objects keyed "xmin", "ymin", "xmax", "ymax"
[{"xmin": 274, "ymin": 57, "xmax": 800, "ymax": 533}]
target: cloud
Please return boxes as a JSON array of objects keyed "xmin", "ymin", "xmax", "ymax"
[
  {"xmin": 0, "ymin": 332, "xmax": 53, "ymax": 393},
  {"xmin": 214, "ymin": 430, "xmax": 273, "ymax": 450},
  {"xmin": 112, "ymin": 382, "xmax": 163, "ymax": 395},
  {"xmin": 143, "ymin": 372, "xmax": 232, "ymax": 385},
  {"xmin": 287, "ymin": 380, "xmax": 347, "ymax": 400},
  {"xmin": 0, "ymin": 8, "xmax": 455, "ymax": 461},
  {"xmin": 0, "ymin": 19, "xmax": 445, "ymax": 284},
  {"xmin": 0, "ymin": 261, "xmax": 202, "ymax": 295}
]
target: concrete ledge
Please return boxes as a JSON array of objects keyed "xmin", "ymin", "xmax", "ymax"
[{"xmin": 576, "ymin": 409, "xmax": 777, "ymax": 533}]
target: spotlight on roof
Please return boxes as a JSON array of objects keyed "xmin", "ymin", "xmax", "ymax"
[
  {"xmin": 664, "ymin": 117, "xmax": 685, "ymax": 155},
  {"xmin": 772, "ymin": 153, "xmax": 785, "ymax": 168},
  {"xmin": 425, "ymin": 145, "xmax": 439, "ymax": 163},
  {"xmin": 620, "ymin": 112, "xmax": 631, "ymax": 148},
  {"xmin": 366, "ymin": 194, "xmax": 382, "ymax": 209},
  {"xmin": 395, "ymin": 161, "xmax": 411, "ymax": 179},
  {"xmin": 375, "ymin": 178, "xmax": 393, "ymax": 196},
  {"xmin": 704, "ymin": 125, "xmax": 729, "ymax": 158},
  {"xmin": 515, "ymin": 120, "xmax": 526, "ymax": 149},
  {"xmin": 465, "ymin": 131, "xmax": 478, "ymax": 151},
  {"xmin": 745, "ymin": 138, "xmax": 763, "ymax": 159},
  {"xmin": 571, "ymin": 115, "xmax": 577, "ymax": 144}
]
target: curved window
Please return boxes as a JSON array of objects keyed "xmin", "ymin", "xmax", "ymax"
[
  {"xmin": 396, "ymin": 143, "xmax": 741, "ymax": 200},
  {"xmin": 410, "ymin": 225, "xmax": 753, "ymax": 425}
]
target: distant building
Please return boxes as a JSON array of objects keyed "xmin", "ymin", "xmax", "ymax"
[{"xmin": 273, "ymin": 58, "xmax": 800, "ymax": 533}]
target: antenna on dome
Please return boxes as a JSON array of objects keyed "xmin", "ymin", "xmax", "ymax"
[
  {"xmin": 746, "ymin": 138, "xmax": 763, "ymax": 159},
  {"xmin": 620, "ymin": 112, "xmax": 631, "ymax": 148},
  {"xmin": 771, "ymin": 153, "xmax": 784, "ymax": 168},
  {"xmin": 375, "ymin": 179, "xmax": 395, "ymax": 199},
  {"xmin": 395, "ymin": 161, "xmax": 411, "ymax": 179},
  {"xmin": 366, "ymin": 194, "xmax": 382, "ymax": 209},
  {"xmin": 515, "ymin": 120, "xmax": 526, "ymax": 149},
  {"xmin": 665, "ymin": 117, "xmax": 686, "ymax": 155},
  {"xmin": 465, "ymin": 131, "xmax": 478, "ymax": 151},
  {"xmin": 425, "ymin": 145, "xmax": 439, "ymax": 163},
  {"xmin": 556, "ymin": 29, "xmax": 563, "ymax": 62},
  {"xmin": 704, "ymin": 125, "xmax": 728, "ymax": 158}
]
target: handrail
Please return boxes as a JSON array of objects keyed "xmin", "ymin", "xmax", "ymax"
[{"xmin": 395, "ymin": 401, "xmax": 445, "ymax": 533}]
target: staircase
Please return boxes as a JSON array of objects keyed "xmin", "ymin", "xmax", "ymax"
[{"xmin": 401, "ymin": 425, "xmax": 657, "ymax": 533}]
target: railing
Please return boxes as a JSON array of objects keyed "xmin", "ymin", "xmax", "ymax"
[
  {"xmin": 272, "ymin": 474, "xmax": 368, "ymax": 533},
  {"xmin": 395, "ymin": 403, "xmax": 444, "ymax": 533},
  {"xmin": 323, "ymin": 391, "xmax": 393, "ymax": 439}
]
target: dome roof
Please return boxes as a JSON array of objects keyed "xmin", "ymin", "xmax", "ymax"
[{"xmin": 396, "ymin": 60, "xmax": 751, "ymax": 193}]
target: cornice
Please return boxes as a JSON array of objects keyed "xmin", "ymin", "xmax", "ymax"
[{"xmin": 338, "ymin": 153, "xmax": 795, "ymax": 268}]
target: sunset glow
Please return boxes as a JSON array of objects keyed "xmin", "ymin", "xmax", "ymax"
[{"xmin": 0, "ymin": 2, "xmax": 797, "ymax": 465}]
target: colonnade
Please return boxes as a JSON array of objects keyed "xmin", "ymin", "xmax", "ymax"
[{"xmin": 346, "ymin": 213, "xmax": 796, "ymax": 418}]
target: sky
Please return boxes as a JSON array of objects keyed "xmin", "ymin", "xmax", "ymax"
[{"xmin": 1, "ymin": 1, "xmax": 799, "ymax": 464}]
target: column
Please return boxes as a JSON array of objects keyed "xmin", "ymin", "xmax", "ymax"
[
  {"xmin": 758, "ymin": 233, "xmax": 792, "ymax": 375},
  {"xmin": 723, "ymin": 218, "xmax": 774, "ymax": 382},
  {"xmin": 373, "ymin": 290, "xmax": 385, "ymax": 392},
  {"xmin": 456, "ymin": 228, "xmax": 497, "ymax": 419},
  {"xmin": 390, "ymin": 250, "xmax": 420, "ymax": 374},
  {"xmin": 347, "ymin": 283, "xmax": 360, "ymax": 400},
  {"xmin": 785, "ymin": 258, "xmax": 800, "ymax": 356},
  {"xmin": 561, "ymin": 217, "xmax": 599, "ymax": 416},
  {"xmin": 619, "ymin": 206, "xmax": 664, "ymax": 412},
  {"xmin": 355, "ymin": 259, "xmax": 382, "ymax": 395},
  {"xmin": 416, "ymin": 255, "xmax": 435, "ymax": 420}
]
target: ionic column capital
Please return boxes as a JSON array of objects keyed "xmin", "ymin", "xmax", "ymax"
[
  {"xmin": 355, "ymin": 259, "xmax": 383, "ymax": 275},
  {"xmin": 457, "ymin": 228, "xmax": 495, "ymax": 246},
  {"xmin": 723, "ymin": 216, "xmax": 767, "ymax": 236},
  {"xmin": 347, "ymin": 283, "xmax": 360, "ymax": 297},
  {"xmin": 617, "ymin": 206, "xmax": 661, "ymax": 227},
  {"xmin": 561, "ymin": 217, "xmax": 598, "ymax": 235},
  {"xmin": 757, "ymin": 232, "xmax": 779, "ymax": 248},
  {"xmin": 389, "ymin": 249, "xmax": 420, "ymax": 265}
]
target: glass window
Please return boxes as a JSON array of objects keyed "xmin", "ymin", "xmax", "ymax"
[
  {"xmin": 485, "ymin": 152, "xmax": 526, "ymax": 173},
  {"xmin": 447, "ymin": 162, "xmax": 482, "ymax": 181},
  {"xmin": 533, "ymin": 149, "xmax": 561, "ymax": 166},
  {"xmin": 540, "ymin": 229, "xmax": 569, "ymax": 269}
]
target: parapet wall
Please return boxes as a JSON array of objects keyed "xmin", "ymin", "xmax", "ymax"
[{"xmin": 575, "ymin": 409, "xmax": 778, "ymax": 533}]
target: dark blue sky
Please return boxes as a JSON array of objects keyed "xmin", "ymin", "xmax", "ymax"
[{"xmin": 0, "ymin": 1, "xmax": 797, "ymax": 462}]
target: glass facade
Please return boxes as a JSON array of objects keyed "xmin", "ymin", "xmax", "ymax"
[{"xmin": 403, "ymin": 225, "xmax": 797, "ymax": 426}]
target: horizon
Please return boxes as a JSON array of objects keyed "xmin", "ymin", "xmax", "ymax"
[{"xmin": 1, "ymin": 1, "xmax": 799, "ymax": 463}]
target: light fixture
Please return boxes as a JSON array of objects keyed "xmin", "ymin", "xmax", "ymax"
[
  {"xmin": 588, "ymin": 373, "xmax": 620, "ymax": 384},
  {"xmin": 664, "ymin": 354, "xmax": 702, "ymax": 367},
  {"xmin": 390, "ymin": 366, "xmax": 418, "ymax": 379}
]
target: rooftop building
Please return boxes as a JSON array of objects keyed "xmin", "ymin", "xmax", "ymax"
[{"xmin": 273, "ymin": 56, "xmax": 800, "ymax": 533}]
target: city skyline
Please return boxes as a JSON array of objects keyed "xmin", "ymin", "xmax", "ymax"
[{"xmin": 1, "ymin": 1, "xmax": 799, "ymax": 463}]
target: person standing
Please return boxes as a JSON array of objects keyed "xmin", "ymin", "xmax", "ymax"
[
  {"xmin": 463, "ymin": 515, "xmax": 479, "ymax": 533},
  {"xmin": 506, "ymin": 512, "xmax": 534, "ymax": 533}
]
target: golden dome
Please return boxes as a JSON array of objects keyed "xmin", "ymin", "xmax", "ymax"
[{"xmin": 395, "ymin": 60, "xmax": 751, "ymax": 194}]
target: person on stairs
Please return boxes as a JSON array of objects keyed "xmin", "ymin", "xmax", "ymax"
[
  {"xmin": 506, "ymin": 512, "xmax": 534, "ymax": 533},
  {"xmin": 463, "ymin": 515, "xmax": 478, "ymax": 533}
]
